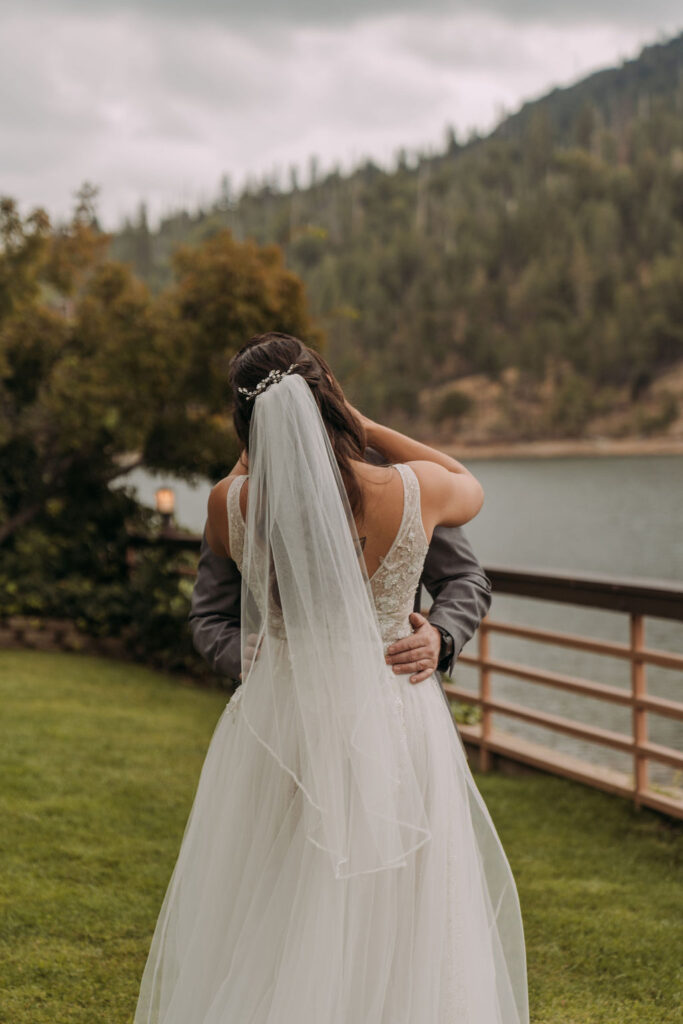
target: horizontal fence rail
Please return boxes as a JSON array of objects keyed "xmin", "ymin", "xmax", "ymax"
[
  {"xmin": 127, "ymin": 531, "xmax": 683, "ymax": 820},
  {"xmin": 444, "ymin": 566, "xmax": 683, "ymax": 821}
]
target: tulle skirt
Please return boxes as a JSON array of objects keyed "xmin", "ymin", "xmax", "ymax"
[{"xmin": 133, "ymin": 669, "xmax": 529, "ymax": 1024}]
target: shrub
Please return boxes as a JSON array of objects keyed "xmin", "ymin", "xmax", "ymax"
[{"xmin": 433, "ymin": 388, "xmax": 474, "ymax": 424}]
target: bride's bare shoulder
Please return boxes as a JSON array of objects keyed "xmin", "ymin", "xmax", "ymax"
[
  {"xmin": 350, "ymin": 459, "xmax": 397, "ymax": 484},
  {"xmin": 404, "ymin": 459, "xmax": 484, "ymax": 528},
  {"xmin": 404, "ymin": 460, "xmax": 455, "ymax": 530},
  {"xmin": 403, "ymin": 459, "xmax": 448, "ymax": 490}
]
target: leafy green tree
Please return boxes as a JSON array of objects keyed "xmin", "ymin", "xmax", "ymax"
[
  {"xmin": 0, "ymin": 199, "xmax": 320, "ymax": 546},
  {"xmin": 1, "ymin": 193, "xmax": 322, "ymax": 673}
]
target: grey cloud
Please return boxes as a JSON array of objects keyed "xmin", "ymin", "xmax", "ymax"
[
  {"xmin": 22, "ymin": 0, "xmax": 683, "ymax": 30},
  {"xmin": 2, "ymin": 2, "xmax": 679, "ymax": 231}
]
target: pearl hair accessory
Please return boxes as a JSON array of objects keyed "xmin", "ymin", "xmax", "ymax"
[{"xmin": 237, "ymin": 363, "xmax": 300, "ymax": 401}]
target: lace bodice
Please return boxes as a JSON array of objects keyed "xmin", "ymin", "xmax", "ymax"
[
  {"xmin": 227, "ymin": 462, "xmax": 429, "ymax": 649},
  {"xmin": 364, "ymin": 463, "xmax": 430, "ymax": 645}
]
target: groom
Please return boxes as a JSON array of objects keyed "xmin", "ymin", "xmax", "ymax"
[{"xmin": 189, "ymin": 451, "xmax": 492, "ymax": 691}]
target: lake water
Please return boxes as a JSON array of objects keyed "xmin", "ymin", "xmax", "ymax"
[{"xmin": 120, "ymin": 455, "xmax": 683, "ymax": 789}]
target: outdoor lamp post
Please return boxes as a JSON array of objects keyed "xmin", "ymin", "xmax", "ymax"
[{"xmin": 155, "ymin": 486, "xmax": 175, "ymax": 533}]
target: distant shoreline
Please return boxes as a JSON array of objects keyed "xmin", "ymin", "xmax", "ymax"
[
  {"xmin": 433, "ymin": 435, "xmax": 683, "ymax": 460},
  {"xmin": 115, "ymin": 434, "xmax": 683, "ymax": 475}
]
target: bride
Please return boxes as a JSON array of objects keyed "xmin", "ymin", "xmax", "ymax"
[{"xmin": 133, "ymin": 334, "xmax": 529, "ymax": 1023}]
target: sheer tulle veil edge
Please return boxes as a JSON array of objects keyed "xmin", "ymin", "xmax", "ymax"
[{"xmin": 238, "ymin": 372, "xmax": 433, "ymax": 879}]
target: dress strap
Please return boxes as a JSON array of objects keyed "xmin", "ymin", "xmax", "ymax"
[
  {"xmin": 393, "ymin": 463, "xmax": 422, "ymax": 538},
  {"xmin": 226, "ymin": 475, "xmax": 247, "ymax": 570}
]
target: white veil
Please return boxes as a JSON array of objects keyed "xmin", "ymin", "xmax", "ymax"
[{"xmin": 237, "ymin": 372, "xmax": 432, "ymax": 879}]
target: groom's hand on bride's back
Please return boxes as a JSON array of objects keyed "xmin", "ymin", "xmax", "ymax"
[{"xmin": 385, "ymin": 612, "xmax": 440, "ymax": 684}]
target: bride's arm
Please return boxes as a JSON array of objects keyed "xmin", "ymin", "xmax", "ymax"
[
  {"xmin": 355, "ymin": 412, "xmax": 468, "ymax": 474},
  {"xmin": 352, "ymin": 409, "xmax": 484, "ymax": 528}
]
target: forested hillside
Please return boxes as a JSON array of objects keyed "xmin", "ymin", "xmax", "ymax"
[{"xmin": 111, "ymin": 32, "xmax": 683, "ymax": 442}]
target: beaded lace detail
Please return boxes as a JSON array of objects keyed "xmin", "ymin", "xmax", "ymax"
[
  {"xmin": 369, "ymin": 463, "xmax": 430, "ymax": 738},
  {"xmin": 368, "ymin": 463, "xmax": 429, "ymax": 648},
  {"xmin": 226, "ymin": 475, "xmax": 247, "ymax": 570},
  {"xmin": 225, "ymin": 464, "xmax": 430, "ymax": 729}
]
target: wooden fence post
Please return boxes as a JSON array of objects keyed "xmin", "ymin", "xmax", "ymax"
[{"xmin": 630, "ymin": 612, "xmax": 648, "ymax": 809}]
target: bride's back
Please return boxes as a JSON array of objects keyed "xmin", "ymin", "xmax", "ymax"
[
  {"xmin": 222, "ymin": 457, "xmax": 430, "ymax": 647},
  {"xmin": 348, "ymin": 461, "xmax": 424, "ymax": 581},
  {"xmin": 226, "ymin": 458, "xmax": 427, "ymax": 586}
]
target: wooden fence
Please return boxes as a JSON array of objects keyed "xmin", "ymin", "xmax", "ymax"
[
  {"xmin": 130, "ymin": 530, "xmax": 683, "ymax": 819},
  {"xmin": 446, "ymin": 567, "xmax": 683, "ymax": 820}
]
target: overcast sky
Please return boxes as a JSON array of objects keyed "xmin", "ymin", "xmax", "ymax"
[{"xmin": 2, "ymin": 1, "xmax": 680, "ymax": 231}]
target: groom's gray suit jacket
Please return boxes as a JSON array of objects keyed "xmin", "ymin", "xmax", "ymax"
[{"xmin": 189, "ymin": 451, "xmax": 492, "ymax": 683}]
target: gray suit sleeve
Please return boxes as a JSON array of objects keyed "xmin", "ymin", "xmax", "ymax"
[
  {"xmin": 188, "ymin": 526, "xmax": 242, "ymax": 682},
  {"xmin": 418, "ymin": 525, "xmax": 492, "ymax": 677}
]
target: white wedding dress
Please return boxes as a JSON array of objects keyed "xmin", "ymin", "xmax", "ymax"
[{"xmin": 134, "ymin": 383, "xmax": 528, "ymax": 1024}]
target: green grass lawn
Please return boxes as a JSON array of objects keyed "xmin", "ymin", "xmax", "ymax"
[{"xmin": 0, "ymin": 649, "xmax": 680, "ymax": 1024}]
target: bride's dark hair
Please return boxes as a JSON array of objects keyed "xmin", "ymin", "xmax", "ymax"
[{"xmin": 229, "ymin": 332, "xmax": 368, "ymax": 517}]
